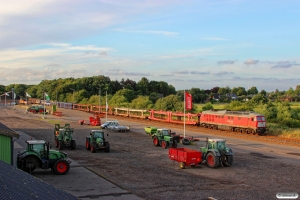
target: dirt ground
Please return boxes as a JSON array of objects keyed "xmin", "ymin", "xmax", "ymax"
[{"xmin": 1, "ymin": 106, "xmax": 300, "ymax": 200}]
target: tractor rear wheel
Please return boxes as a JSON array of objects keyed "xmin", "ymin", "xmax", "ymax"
[
  {"xmin": 161, "ymin": 141, "xmax": 167, "ymax": 149},
  {"xmin": 223, "ymin": 155, "xmax": 233, "ymax": 167},
  {"xmin": 86, "ymin": 140, "xmax": 90, "ymax": 150},
  {"xmin": 171, "ymin": 140, "xmax": 178, "ymax": 148},
  {"xmin": 90, "ymin": 143, "xmax": 96, "ymax": 153},
  {"xmin": 53, "ymin": 160, "xmax": 70, "ymax": 175},
  {"xmin": 182, "ymin": 138, "xmax": 191, "ymax": 145},
  {"xmin": 58, "ymin": 141, "xmax": 63, "ymax": 150},
  {"xmin": 71, "ymin": 140, "xmax": 76, "ymax": 150},
  {"xmin": 104, "ymin": 143, "xmax": 110, "ymax": 152},
  {"xmin": 153, "ymin": 136, "xmax": 159, "ymax": 146},
  {"xmin": 206, "ymin": 152, "xmax": 220, "ymax": 168},
  {"xmin": 179, "ymin": 162, "xmax": 185, "ymax": 169}
]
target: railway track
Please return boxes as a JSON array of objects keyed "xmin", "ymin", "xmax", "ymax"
[{"xmin": 112, "ymin": 115, "xmax": 300, "ymax": 147}]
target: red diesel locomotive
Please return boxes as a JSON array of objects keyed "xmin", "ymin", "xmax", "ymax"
[{"xmin": 199, "ymin": 110, "xmax": 267, "ymax": 135}]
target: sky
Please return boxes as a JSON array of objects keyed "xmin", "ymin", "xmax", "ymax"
[{"xmin": 1, "ymin": 0, "xmax": 300, "ymax": 92}]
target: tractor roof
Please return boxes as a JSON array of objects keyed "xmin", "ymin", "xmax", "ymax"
[
  {"xmin": 26, "ymin": 140, "xmax": 46, "ymax": 145},
  {"xmin": 208, "ymin": 139, "xmax": 226, "ymax": 142},
  {"xmin": 91, "ymin": 130, "xmax": 104, "ymax": 133}
]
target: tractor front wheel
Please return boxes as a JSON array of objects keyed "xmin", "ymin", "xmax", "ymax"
[
  {"xmin": 206, "ymin": 152, "xmax": 220, "ymax": 168},
  {"xmin": 53, "ymin": 160, "xmax": 70, "ymax": 175},
  {"xmin": 153, "ymin": 136, "xmax": 159, "ymax": 146},
  {"xmin": 104, "ymin": 143, "xmax": 110, "ymax": 152},
  {"xmin": 161, "ymin": 141, "xmax": 167, "ymax": 149},
  {"xmin": 55, "ymin": 138, "xmax": 59, "ymax": 148},
  {"xmin": 171, "ymin": 140, "xmax": 178, "ymax": 148},
  {"xmin": 71, "ymin": 140, "xmax": 76, "ymax": 150},
  {"xmin": 179, "ymin": 162, "xmax": 185, "ymax": 169},
  {"xmin": 86, "ymin": 140, "xmax": 90, "ymax": 150},
  {"xmin": 58, "ymin": 141, "xmax": 63, "ymax": 150},
  {"xmin": 223, "ymin": 155, "xmax": 233, "ymax": 167},
  {"xmin": 90, "ymin": 143, "xmax": 96, "ymax": 153}
]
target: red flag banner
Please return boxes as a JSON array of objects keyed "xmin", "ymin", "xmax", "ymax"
[{"xmin": 185, "ymin": 92, "xmax": 192, "ymax": 110}]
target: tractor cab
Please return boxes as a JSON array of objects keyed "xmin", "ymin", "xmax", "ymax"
[
  {"xmin": 91, "ymin": 130, "xmax": 105, "ymax": 138},
  {"xmin": 158, "ymin": 129, "xmax": 170, "ymax": 137},
  {"xmin": 26, "ymin": 140, "xmax": 47, "ymax": 154}
]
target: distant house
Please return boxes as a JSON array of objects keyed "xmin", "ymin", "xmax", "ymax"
[
  {"xmin": 226, "ymin": 93, "xmax": 238, "ymax": 100},
  {"xmin": 0, "ymin": 122, "xmax": 19, "ymax": 165},
  {"xmin": 212, "ymin": 93, "xmax": 220, "ymax": 101}
]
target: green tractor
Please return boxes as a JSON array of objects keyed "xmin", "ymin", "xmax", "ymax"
[
  {"xmin": 86, "ymin": 130, "xmax": 110, "ymax": 153},
  {"xmin": 16, "ymin": 140, "xmax": 71, "ymax": 175},
  {"xmin": 152, "ymin": 128, "xmax": 178, "ymax": 149},
  {"xmin": 199, "ymin": 138, "xmax": 233, "ymax": 168},
  {"xmin": 54, "ymin": 124, "xmax": 76, "ymax": 150}
]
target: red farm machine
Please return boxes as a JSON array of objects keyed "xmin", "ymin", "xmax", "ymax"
[{"xmin": 79, "ymin": 113, "xmax": 104, "ymax": 126}]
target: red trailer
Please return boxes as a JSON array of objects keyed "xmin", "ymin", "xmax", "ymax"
[
  {"xmin": 169, "ymin": 148, "xmax": 202, "ymax": 169},
  {"xmin": 79, "ymin": 114, "xmax": 103, "ymax": 126}
]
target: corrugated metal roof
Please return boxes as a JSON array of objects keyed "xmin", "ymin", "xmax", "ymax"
[
  {"xmin": 0, "ymin": 122, "xmax": 19, "ymax": 138},
  {"xmin": 0, "ymin": 160, "xmax": 77, "ymax": 200}
]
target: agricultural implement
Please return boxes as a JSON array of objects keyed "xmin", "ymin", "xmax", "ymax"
[
  {"xmin": 16, "ymin": 140, "xmax": 71, "ymax": 175},
  {"xmin": 86, "ymin": 130, "xmax": 110, "ymax": 153},
  {"xmin": 152, "ymin": 128, "xmax": 178, "ymax": 149},
  {"xmin": 27, "ymin": 105, "xmax": 46, "ymax": 114},
  {"xmin": 79, "ymin": 113, "xmax": 104, "ymax": 126},
  {"xmin": 168, "ymin": 138, "xmax": 234, "ymax": 169},
  {"xmin": 54, "ymin": 124, "xmax": 76, "ymax": 150},
  {"xmin": 169, "ymin": 148, "xmax": 202, "ymax": 169}
]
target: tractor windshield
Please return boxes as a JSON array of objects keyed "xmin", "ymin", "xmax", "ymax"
[
  {"xmin": 217, "ymin": 142, "xmax": 226, "ymax": 150},
  {"xmin": 162, "ymin": 130, "xmax": 169, "ymax": 136},
  {"xmin": 30, "ymin": 144, "xmax": 44, "ymax": 152},
  {"xmin": 94, "ymin": 132, "xmax": 104, "ymax": 138}
]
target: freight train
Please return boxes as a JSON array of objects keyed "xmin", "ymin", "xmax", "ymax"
[{"xmin": 55, "ymin": 103, "xmax": 267, "ymax": 135}]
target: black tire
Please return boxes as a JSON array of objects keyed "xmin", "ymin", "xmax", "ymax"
[
  {"xmin": 53, "ymin": 160, "xmax": 70, "ymax": 175},
  {"xmin": 71, "ymin": 140, "xmax": 76, "ymax": 150},
  {"xmin": 182, "ymin": 138, "xmax": 191, "ymax": 145},
  {"xmin": 153, "ymin": 136, "xmax": 160, "ymax": 146},
  {"xmin": 58, "ymin": 141, "xmax": 63, "ymax": 150},
  {"xmin": 90, "ymin": 143, "xmax": 96, "ymax": 153},
  {"xmin": 171, "ymin": 140, "xmax": 178, "ymax": 148},
  {"xmin": 86, "ymin": 140, "xmax": 90, "ymax": 150},
  {"xmin": 206, "ymin": 152, "xmax": 220, "ymax": 168},
  {"xmin": 104, "ymin": 142, "xmax": 110, "ymax": 152},
  {"xmin": 161, "ymin": 141, "xmax": 168, "ymax": 149},
  {"xmin": 223, "ymin": 155, "xmax": 233, "ymax": 167},
  {"xmin": 55, "ymin": 138, "xmax": 59, "ymax": 148}
]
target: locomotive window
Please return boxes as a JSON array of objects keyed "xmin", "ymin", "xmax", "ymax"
[
  {"xmin": 257, "ymin": 117, "xmax": 262, "ymax": 121},
  {"xmin": 262, "ymin": 117, "xmax": 265, "ymax": 121}
]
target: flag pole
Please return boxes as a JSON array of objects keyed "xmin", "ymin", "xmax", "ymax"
[
  {"xmin": 106, "ymin": 91, "xmax": 108, "ymax": 122},
  {"xmin": 43, "ymin": 92, "xmax": 45, "ymax": 119},
  {"xmin": 25, "ymin": 91, "xmax": 28, "ymax": 113},
  {"xmin": 184, "ymin": 90, "xmax": 186, "ymax": 138}
]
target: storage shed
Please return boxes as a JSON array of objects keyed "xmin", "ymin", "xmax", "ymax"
[{"xmin": 0, "ymin": 122, "xmax": 19, "ymax": 165}]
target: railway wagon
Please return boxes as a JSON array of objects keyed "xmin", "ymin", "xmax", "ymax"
[
  {"xmin": 114, "ymin": 107, "xmax": 149, "ymax": 119},
  {"xmin": 199, "ymin": 110, "xmax": 266, "ymax": 135}
]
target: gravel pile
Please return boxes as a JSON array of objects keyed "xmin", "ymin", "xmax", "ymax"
[{"xmin": 1, "ymin": 106, "xmax": 299, "ymax": 200}]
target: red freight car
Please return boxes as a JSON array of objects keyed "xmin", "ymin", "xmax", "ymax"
[{"xmin": 199, "ymin": 110, "xmax": 266, "ymax": 135}]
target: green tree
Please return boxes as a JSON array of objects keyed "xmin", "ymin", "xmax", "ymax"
[
  {"xmin": 247, "ymin": 86, "xmax": 258, "ymax": 95},
  {"xmin": 154, "ymin": 95, "xmax": 183, "ymax": 111},
  {"xmin": 202, "ymin": 102, "xmax": 214, "ymax": 111},
  {"xmin": 130, "ymin": 96, "xmax": 153, "ymax": 109}
]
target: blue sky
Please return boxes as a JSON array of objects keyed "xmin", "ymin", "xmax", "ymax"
[{"xmin": 1, "ymin": 0, "xmax": 300, "ymax": 92}]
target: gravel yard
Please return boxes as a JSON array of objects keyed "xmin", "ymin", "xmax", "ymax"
[{"xmin": 1, "ymin": 106, "xmax": 299, "ymax": 200}]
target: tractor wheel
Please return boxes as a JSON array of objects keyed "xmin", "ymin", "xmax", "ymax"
[
  {"xmin": 104, "ymin": 143, "xmax": 110, "ymax": 152},
  {"xmin": 53, "ymin": 160, "xmax": 70, "ymax": 175},
  {"xmin": 58, "ymin": 141, "xmax": 63, "ymax": 150},
  {"xmin": 161, "ymin": 141, "xmax": 167, "ymax": 149},
  {"xmin": 55, "ymin": 138, "xmax": 59, "ymax": 148},
  {"xmin": 171, "ymin": 140, "xmax": 178, "ymax": 148},
  {"xmin": 90, "ymin": 143, "xmax": 96, "ymax": 153},
  {"xmin": 71, "ymin": 140, "xmax": 76, "ymax": 150},
  {"xmin": 179, "ymin": 162, "xmax": 185, "ymax": 169},
  {"xmin": 182, "ymin": 138, "xmax": 191, "ymax": 145},
  {"xmin": 153, "ymin": 136, "xmax": 159, "ymax": 146},
  {"xmin": 206, "ymin": 152, "xmax": 220, "ymax": 168},
  {"xmin": 223, "ymin": 155, "xmax": 233, "ymax": 167},
  {"xmin": 85, "ymin": 140, "xmax": 90, "ymax": 150}
]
